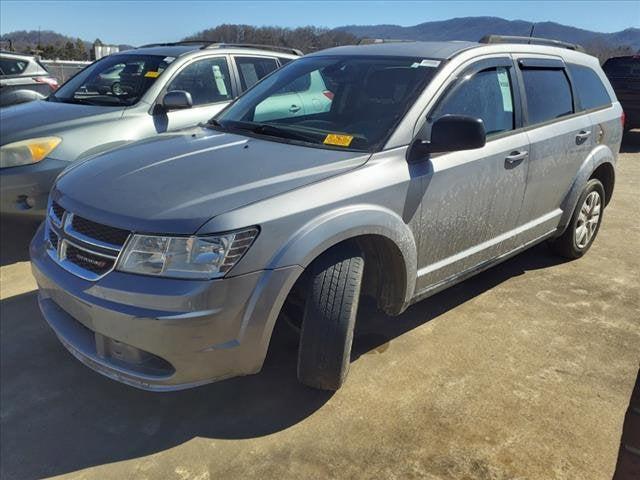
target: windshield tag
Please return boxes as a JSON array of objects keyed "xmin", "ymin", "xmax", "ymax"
[
  {"xmin": 163, "ymin": 56, "xmax": 176, "ymax": 63},
  {"xmin": 412, "ymin": 59, "xmax": 441, "ymax": 68},
  {"xmin": 145, "ymin": 71, "xmax": 160, "ymax": 78},
  {"xmin": 324, "ymin": 134, "xmax": 353, "ymax": 147}
]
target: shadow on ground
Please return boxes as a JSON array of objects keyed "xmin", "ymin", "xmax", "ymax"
[
  {"xmin": 0, "ymin": 241, "xmax": 569, "ymax": 480},
  {"xmin": 0, "ymin": 218, "xmax": 39, "ymax": 267}
]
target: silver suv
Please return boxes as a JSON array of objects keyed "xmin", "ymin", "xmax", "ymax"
[
  {"xmin": 0, "ymin": 42, "xmax": 299, "ymax": 219},
  {"xmin": 30, "ymin": 37, "xmax": 623, "ymax": 391}
]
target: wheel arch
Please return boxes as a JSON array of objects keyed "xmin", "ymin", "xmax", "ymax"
[
  {"xmin": 267, "ymin": 204, "xmax": 418, "ymax": 315},
  {"xmin": 556, "ymin": 145, "xmax": 616, "ymax": 235}
]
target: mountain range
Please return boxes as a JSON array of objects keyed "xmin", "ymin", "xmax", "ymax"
[{"xmin": 336, "ymin": 17, "xmax": 639, "ymax": 50}]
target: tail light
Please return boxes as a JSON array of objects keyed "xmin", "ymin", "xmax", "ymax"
[
  {"xmin": 33, "ymin": 76, "xmax": 59, "ymax": 91},
  {"xmin": 322, "ymin": 90, "xmax": 334, "ymax": 100},
  {"xmin": 621, "ymin": 111, "xmax": 626, "ymax": 128}
]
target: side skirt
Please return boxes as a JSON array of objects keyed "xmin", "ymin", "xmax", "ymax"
[{"xmin": 408, "ymin": 229, "xmax": 558, "ymax": 306}]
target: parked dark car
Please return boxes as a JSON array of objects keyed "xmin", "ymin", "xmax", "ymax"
[
  {"xmin": 603, "ymin": 55, "xmax": 640, "ymax": 131},
  {"xmin": 0, "ymin": 51, "xmax": 59, "ymax": 107}
]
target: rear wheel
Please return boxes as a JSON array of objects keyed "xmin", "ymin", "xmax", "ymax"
[
  {"xmin": 297, "ymin": 244, "xmax": 364, "ymax": 390},
  {"xmin": 549, "ymin": 179, "xmax": 605, "ymax": 259}
]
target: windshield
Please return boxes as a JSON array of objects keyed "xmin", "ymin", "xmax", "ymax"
[
  {"xmin": 215, "ymin": 55, "xmax": 439, "ymax": 151},
  {"xmin": 51, "ymin": 54, "xmax": 172, "ymax": 106}
]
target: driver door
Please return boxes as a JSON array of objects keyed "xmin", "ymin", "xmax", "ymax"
[
  {"xmin": 415, "ymin": 57, "xmax": 530, "ymax": 291},
  {"xmin": 155, "ymin": 56, "xmax": 235, "ymax": 132}
]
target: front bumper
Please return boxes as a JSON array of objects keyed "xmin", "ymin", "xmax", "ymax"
[
  {"xmin": 0, "ymin": 158, "xmax": 68, "ymax": 219},
  {"xmin": 30, "ymin": 224, "xmax": 303, "ymax": 391}
]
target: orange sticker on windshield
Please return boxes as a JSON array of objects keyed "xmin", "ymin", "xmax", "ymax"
[
  {"xmin": 324, "ymin": 134, "xmax": 353, "ymax": 147},
  {"xmin": 144, "ymin": 71, "xmax": 160, "ymax": 78}
]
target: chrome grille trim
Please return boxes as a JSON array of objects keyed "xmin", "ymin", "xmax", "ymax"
[
  {"xmin": 45, "ymin": 208, "xmax": 130, "ymax": 281},
  {"xmin": 63, "ymin": 213, "xmax": 123, "ymax": 253}
]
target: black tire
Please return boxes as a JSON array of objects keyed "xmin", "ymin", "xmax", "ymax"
[
  {"xmin": 549, "ymin": 178, "xmax": 605, "ymax": 259},
  {"xmin": 297, "ymin": 244, "xmax": 364, "ymax": 390}
]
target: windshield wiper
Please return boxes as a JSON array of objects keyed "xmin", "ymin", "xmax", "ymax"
[{"xmin": 248, "ymin": 123, "xmax": 321, "ymax": 144}]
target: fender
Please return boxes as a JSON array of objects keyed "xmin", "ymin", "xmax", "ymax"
[
  {"xmin": 1, "ymin": 88, "xmax": 46, "ymax": 107},
  {"xmin": 266, "ymin": 204, "xmax": 418, "ymax": 308},
  {"xmin": 556, "ymin": 144, "xmax": 616, "ymax": 235}
]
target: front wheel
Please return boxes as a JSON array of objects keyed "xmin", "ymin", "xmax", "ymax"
[
  {"xmin": 549, "ymin": 179, "xmax": 605, "ymax": 259},
  {"xmin": 297, "ymin": 244, "xmax": 364, "ymax": 390}
]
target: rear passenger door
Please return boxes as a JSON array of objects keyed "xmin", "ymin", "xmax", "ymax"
[
  {"xmin": 416, "ymin": 57, "xmax": 530, "ymax": 291},
  {"xmin": 515, "ymin": 57, "xmax": 593, "ymax": 231}
]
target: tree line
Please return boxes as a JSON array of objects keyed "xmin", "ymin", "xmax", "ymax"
[
  {"xmin": 2, "ymin": 25, "xmax": 636, "ymax": 63},
  {"xmin": 183, "ymin": 24, "xmax": 359, "ymax": 52}
]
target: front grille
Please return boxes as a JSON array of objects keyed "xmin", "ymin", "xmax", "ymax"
[
  {"xmin": 48, "ymin": 229, "xmax": 59, "ymax": 250},
  {"xmin": 51, "ymin": 201, "xmax": 65, "ymax": 223},
  {"xmin": 65, "ymin": 243, "xmax": 115, "ymax": 275},
  {"xmin": 46, "ymin": 207, "xmax": 131, "ymax": 280},
  {"xmin": 71, "ymin": 215, "xmax": 130, "ymax": 247}
]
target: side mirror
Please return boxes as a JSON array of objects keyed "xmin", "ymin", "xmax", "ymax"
[
  {"xmin": 161, "ymin": 90, "xmax": 193, "ymax": 111},
  {"xmin": 408, "ymin": 114, "xmax": 486, "ymax": 163}
]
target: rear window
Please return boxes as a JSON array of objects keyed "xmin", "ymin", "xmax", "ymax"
[
  {"xmin": 568, "ymin": 64, "xmax": 611, "ymax": 111},
  {"xmin": 0, "ymin": 57, "xmax": 28, "ymax": 76},
  {"xmin": 522, "ymin": 68, "xmax": 573, "ymax": 125},
  {"xmin": 602, "ymin": 57, "xmax": 640, "ymax": 77}
]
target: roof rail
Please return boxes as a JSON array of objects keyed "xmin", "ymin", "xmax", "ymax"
[
  {"xmin": 203, "ymin": 43, "xmax": 303, "ymax": 56},
  {"xmin": 137, "ymin": 41, "xmax": 303, "ymax": 56},
  {"xmin": 358, "ymin": 38, "xmax": 414, "ymax": 45},
  {"xmin": 138, "ymin": 40, "xmax": 214, "ymax": 48},
  {"xmin": 479, "ymin": 35, "xmax": 585, "ymax": 52}
]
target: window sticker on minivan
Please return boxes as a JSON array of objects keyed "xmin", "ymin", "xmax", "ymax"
[
  {"xmin": 497, "ymin": 67, "xmax": 513, "ymax": 112},
  {"xmin": 324, "ymin": 134, "xmax": 354, "ymax": 147}
]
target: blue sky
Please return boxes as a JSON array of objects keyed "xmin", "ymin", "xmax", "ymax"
[{"xmin": 1, "ymin": 1, "xmax": 638, "ymax": 46}]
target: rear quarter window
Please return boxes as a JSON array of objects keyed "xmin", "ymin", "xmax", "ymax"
[
  {"xmin": 568, "ymin": 64, "xmax": 611, "ymax": 110},
  {"xmin": 0, "ymin": 58, "xmax": 28, "ymax": 76},
  {"xmin": 522, "ymin": 68, "xmax": 573, "ymax": 125}
]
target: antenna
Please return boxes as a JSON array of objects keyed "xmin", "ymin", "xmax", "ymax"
[{"xmin": 528, "ymin": 23, "xmax": 536, "ymax": 44}]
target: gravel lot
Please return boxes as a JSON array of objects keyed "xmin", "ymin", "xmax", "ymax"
[{"xmin": 1, "ymin": 133, "xmax": 638, "ymax": 480}]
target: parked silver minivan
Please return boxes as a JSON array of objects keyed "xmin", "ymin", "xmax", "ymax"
[
  {"xmin": 0, "ymin": 42, "xmax": 300, "ymax": 219},
  {"xmin": 30, "ymin": 37, "xmax": 623, "ymax": 391}
]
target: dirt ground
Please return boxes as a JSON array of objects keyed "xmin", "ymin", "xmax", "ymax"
[{"xmin": 1, "ymin": 133, "xmax": 639, "ymax": 480}]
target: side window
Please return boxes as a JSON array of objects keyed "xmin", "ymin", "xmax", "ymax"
[
  {"xmin": 0, "ymin": 58, "xmax": 28, "ymax": 75},
  {"xmin": 234, "ymin": 56, "xmax": 279, "ymax": 90},
  {"xmin": 277, "ymin": 57, "xmax": 293, "ymax": 66},
  {"xmin": 568, "ymin": 64, "xmax": 611, "ymax": 111},
  {"xmin": 276, "ymin": 73, "xmax": 311, "ymax": 94},
  {"xmin": 521, "ymin": 68, "xmax": 573, "ymax": 125},
  {"xmin": 433, "ymin": 67, "xmax": 515, "ymax": 136},
  {"xmin": 166, "ymin": 57, "xmax": 232, "ymax": 106}
]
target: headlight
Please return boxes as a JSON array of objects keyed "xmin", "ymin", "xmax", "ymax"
[
  {"xmin": 117, "ymin": 228, "xmax": 259, "ymax": 279},
  {"xmin": 0, "ymin": 136, "xmax": 62, "ymax": 169}
]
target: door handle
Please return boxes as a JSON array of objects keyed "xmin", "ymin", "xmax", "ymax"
[
  {"xmin": 575, "ymin": 130, "xmax": 591, "ymax": 144},
  {"xmin": 289, "ymin": 104, "xmax": 301, "ymax": 113},
  {"xmin": 505, "ymin": 150, "xmax": 528, "ymax": 167}
]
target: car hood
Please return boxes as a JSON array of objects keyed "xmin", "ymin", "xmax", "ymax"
[
  {"xmin": 54, "ymin": 128, "xmax": 370, "ymax": 234},
  {"xmin": 0, "ymin": 99, "xmax": 123, "ymax": 146}
]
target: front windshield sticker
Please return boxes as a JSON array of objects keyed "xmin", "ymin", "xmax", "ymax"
[
  {"xmin": 163, "ymin": 56, "xmax": 176, "ymax": 63},
  {"xmin": 144, "ymin": 71, "xmax": 160, "ymax": 78},
  {"xmin": 412, "ymin": 59, "xmax": 441, "ymax": 68},
  {"xmin": 324, "ymin": 134, "xmax": 354, "ymax": 147}
]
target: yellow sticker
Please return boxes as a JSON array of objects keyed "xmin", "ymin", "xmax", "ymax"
[
  {"xmin": 144, "ymin": 71, "xmax": 160, "ymax": 78},
  {"xmin": 323, "ymin": 134, "xmax": 353, "ymax": 147}
]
